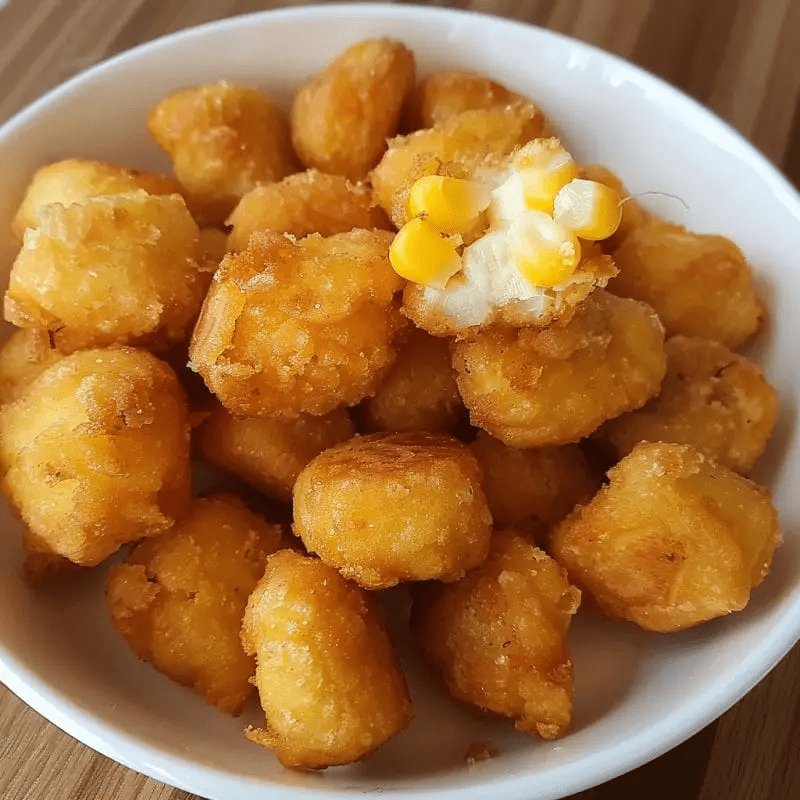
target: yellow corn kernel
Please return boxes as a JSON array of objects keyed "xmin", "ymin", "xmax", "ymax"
[
  {"xmin": 389, "ymin": 217, "xmax": 462, "ymax": 289},
  {"xmin": 553, "ymin": 178, "xmax": 622, "ymax": 240},
  {"xmin": 407, "ymin": 175, "xmax": 491, "ymax": 235},
  {"xmin": 513, "ymin": 138, "xmax": 579, "ymax": 214},
  {"xmin": 507, "ymin": 210, "xmax": 581, "ymax": 287}
]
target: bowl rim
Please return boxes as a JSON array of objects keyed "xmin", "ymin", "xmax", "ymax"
[{"xmin": 1, "ymin": 4, "xmax": 799, "ymax": 800}]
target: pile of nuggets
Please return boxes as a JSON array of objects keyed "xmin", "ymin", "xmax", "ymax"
[{"xmin": 0, "ymin": 37, "xmax": 782, "ymax": 769}]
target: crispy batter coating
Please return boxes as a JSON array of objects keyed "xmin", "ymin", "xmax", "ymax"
[
  {"xmin": 452, "ymin": 290, "xmax": 666, "ymax": 447},
  {"xmin": 358, "ymin": 327, "xmax": 465, "ymax": 433},
  {"xmin": 188, "ymin": 229, "xmax": 407, "ymax": 418},
  {"xmin": 197, "ymin": 404, "xmax": 355, "ymax": 502},
  {"xmin": 290, "ymin": 39, "xmax": 415, "ymax": 181},
  {"xmin": 598, "ymin": 336, "xmax": 778, "ymax": 474},
  {"xmin": 550, "ymin": 442, "xmax": 780, "ymax": 632},
  {"xmin": 0, "ymin": 328, "xmax": 63, "ymax": 405},
  {"xmin": 371, "ymin": 102, "xmax": 552, "ymax": 228},
  {"xmin": 0, "ymin": 347, "xmax": 191, "ymax": 566},
  {"xmin": 469, "ymin": 431, "xmax": 597, "ymax": 531},
  {"xmin": 4, "ymin": 190, "xmax": 211, "ymax": 354},
  {"xmin": 401, "ymin": 70, "xmax": 529, "ymax": 131},
  {"xmin": 148, "ymin": 82, "xmax": 300, "ymax": 224},
  {"xmin": 413, "ymin": 529, "xmax": 580, "ymax": 739},
  {"xmin": 293, "ymin": 432, "xmax": 493, "ymax": 589},
  {"xmin": 241, "ymin": 550, "xmax": 412, "ymax": 768},
  {"xmin": 608, "ymin": 221, "xmax": 764, "ymax": 349},
  {"xmin": 226, "ymin": 170, "xmax": 391, "ymax": 252},
  {"xmin": 106, "ymin": 494, "xmax": 283, "ymax": 714}
]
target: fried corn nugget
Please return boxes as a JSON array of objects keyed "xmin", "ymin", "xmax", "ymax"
[
  {"xmin": 5, "ymin": 191, "xmax": 210, "ymax": 355},
  {"xmin": 358, "ymin": 327, "xmax": 465, "ymax": 434},
  {"xmin": 189, "ymin": 229, "xmax": 407, "ymax": 418},
  {"xmin": 148, "ymin": 82, "xmax": 300, "ymax": 225},
  {"xmin": 598, "ymin": 336, "xmax": 778, "ymax": 474},
  {"xmin": 227, "ymin": 170, "xmax": 391, "ymax": 252},
  {"xmin": 106, "ymin": 494, "xmax": 283, "ymax": 714},
  {"xmin": 371, "ymin": 102, "xmax": 552, "ymax": 228},
  {"xmin": 290, "ymin": 39, "xmax": 415, "ymax": 181},
  {"xmin": 551, "ymin": 442, "xmax": 780, "ymax": 632},
  {"xmin": 469, "ymin": 431, "xmax": 597, "ymax": 531},
  {"xmin": 453, "ymin": 290, "xmax": 666, "ymax": 447},
  {"xmin": 241, "ymin": 550, "xmax": 412, "ymax": 768},
  {"xmin": 197, "ymin": 404, "xmax": 354, "ymax": 502},
  {"xmin": 11, "ymin": 158, "xmax": 184, "ymax": 239},
  {"xmin": 293, "ymin": 432, "xmax": 492, "ymax": 589},
  {"xmin": 413, "ymin": 529, "xmax": 580, "ymax": 739},
  {"xmin": 0, "ymin": 347, "xmax": 191, "ymax": 566},
  {"xmin": 0, "ymin": 328, "xmax": 63, "ymax": 405},
  {"xmin": 401, "ymin": 70, "xmax": 529, "ymax": 132},
  {"xmin": 608, "ymin": 221, "xmax": 764, "ymax": 349}
]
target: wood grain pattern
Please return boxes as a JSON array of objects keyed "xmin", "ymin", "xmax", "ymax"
[{"xmin": 0, "ymin": 1, "xmax": 799, "ymax": 799}]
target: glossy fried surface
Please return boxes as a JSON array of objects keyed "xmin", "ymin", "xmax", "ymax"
[
  {"xmin": 0, "ymin": 328, "xmax": 63, "ymax": 406},
  {"xmin": 598, "ymin": 336, "xmax": 778, "ymax": 474},
  {"xmin": 291, "ymin": 38, "xmax": 415, "ymax": 181},
  {"xmin": 0, "ymin": 347, "xmax": 191, "ymax": 566},
  {"xmin": 452, "ymin": 290, "xmax": 666, "ymax": 447},
  {"xmin": 189, "ymin": 228, "xmax": 407, "ymax": 418},
  {"xmin": 551, "ymin": 442, "xmax": 780, "ymax": 632},
  {"xmin": 241, "ymin": 550, "xmax": 411, "ymax": 768},
  {"xmin": 413, "ymin": 529, "xmax": 580, "ymax": 739},
  {"xmin": 293, "ymin": 432, "xmax": 493, "ymax": 589}
]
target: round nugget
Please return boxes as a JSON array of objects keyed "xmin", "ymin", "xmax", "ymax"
[
  {"xmin": 550, "ymin": 442, "xmax": 780, "ymax": 632},
  {"xmin": 294, "ymin": 432, "xmax": 492, "ymax": 589},
  {"xmin": 189, "ymin": 229, "xmax": 407, "ymax": 418},
  {"xmin": 106, "ymin": 494, "xmax": 283, "ymax": 714},
  {"xmin": 452, "ymin": 290, "xmax": 666, "ymax": 447},
  {"xmin": 241, "ymin": 549, "xmax": 412, "ymax": 768},
  {"xmin": 0, "ymin": 347, "xmax": 191, "ymax": 566},
  {"xmin": 0, "ymin": 328, "xmax": 63, "ymax": 406},
  {"xmin": 413, "ymin": 529, "xmax": 580, "ymax": 739}
]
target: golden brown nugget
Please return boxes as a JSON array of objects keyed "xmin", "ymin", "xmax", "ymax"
[
  {"xmin": 453, "ymin": 290, "xmax": 666, "ymax": 447},
  {"xmin": 0, "ymin": 328, "xmax": 63, "ymax": 406},
  {"xmin": 597, "ymin": 336, "xmax": 778, "ymax": 474},
  {"xmin": 293, "ymin": 432, "xmax": 493, "ymax": 589},
  {"xmin": 609, "ymin": 220, "xmax": 763, "ymax": 349},
  {"xmin": 413, "ymin": 529, "xmax": 580, "ymax": 739},
  {"xmin": 469, "ymin": 431, "xmax": 597, "ymax": 531},
  {"xmin": 241, "ymin": 550, "xmax": 412, "ymax": 768},
  {"xmin": 290, "ymin": 38, "xmax": 415, "ymax": 181},
  {"xmin": 227, "ymin": 170, "xmax": 391, "ymax": 252},
  {"xmin": 197, "ymin": 404, "xmax": 355, "ymax": 502},
  {"xmin": 189, "ymin": 229, "xmax": 407, "ymax": 418},
  {"xmin": 551, "ymin": 442, "xmax": 780, "ymax": 632},
  {"xmin": 5, "ymin": 190, "xmax": 211, "ymax": 355},
  {"xmin": 107, "ymin": 494, "xmax": 283, "ymax": 714},
  {"xmin": 148, "ymin": 82, "xmax": 300, "ymax": 224},
  {"xmin": 0, "ymin": 347, "xmax": 191, "ymax": 566},
  {"xmin": 358, "ymin": 327, "xmax": 465, "ymax": 433}
]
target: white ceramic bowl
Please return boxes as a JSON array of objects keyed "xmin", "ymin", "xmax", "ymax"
[{"xmin": 1, "ymin": 5, "xmax": 799, "ymax": 800}]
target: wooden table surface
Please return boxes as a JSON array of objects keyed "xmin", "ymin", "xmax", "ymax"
[{"xmin": 0, "ymin": 0, "xmax": 799, "ymax": 798}]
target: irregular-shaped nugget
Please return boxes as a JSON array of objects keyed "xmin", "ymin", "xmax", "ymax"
[
  {"xmin": 598, "ymin": 336, "xmax": 778, "ymax": 474},
  {"xmin": 358, "ymin": 328, "xmax": 464, "ymax": 433},
  {"xmin": 551, "ymin": 442, "xmax": 780, "ymax": 632},
  {"xmin": 148, "ymin": 82, "xmax": 300, "ymax": 224},
  {"xmin": 469, "ymin": 431, "xmax": 597, "ymax": 531},
  {"xmin": 293, "ymin": 432, "xmax": 492, "ymax": 589},
  {"xmin": 5, "ymin": 191, "xmax": 210, "ymax": 354},
  {"xmin": 197, "ymin": 404, "xmax": 354, "ymax": 502},
  {"xmin": 241, "ymin": 550, "xmax": 412, "ymax": 768},
  {"xmin": 189, "ymin": 229, "xmax": 407, "ymax": 418},
  {"xmin": 413, "ymin": 529, "xmax": 580, "ymax": 739},
  {"xmin": 107, "ymin": 494, "xmax": 283, "ymax": 714},
  {"xmin": 227, "ymin": 170, "xmax": 390, "ymax": 252},
  {"xmin": 453, "ymin": 291, "xmax": 666, "ymax": 447},
  {"xmin": 291, "ymin": 38, "xmax": 415, "ymax": 181},
  {"xmin": 0, "ymin": 347, "xmax": 191, "ymax": 565},
  {"xmin": 0, "ymin": 328, "xmax": 63, "ymax": 405},
  {"xmin": 609, "ymin": 221, "xmax": 763, "ymax": 349}
]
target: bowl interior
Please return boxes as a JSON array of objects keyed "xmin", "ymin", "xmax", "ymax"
[{"xmin": 0, "ymin": 6, "xmax": 799, "ymax": 800}]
